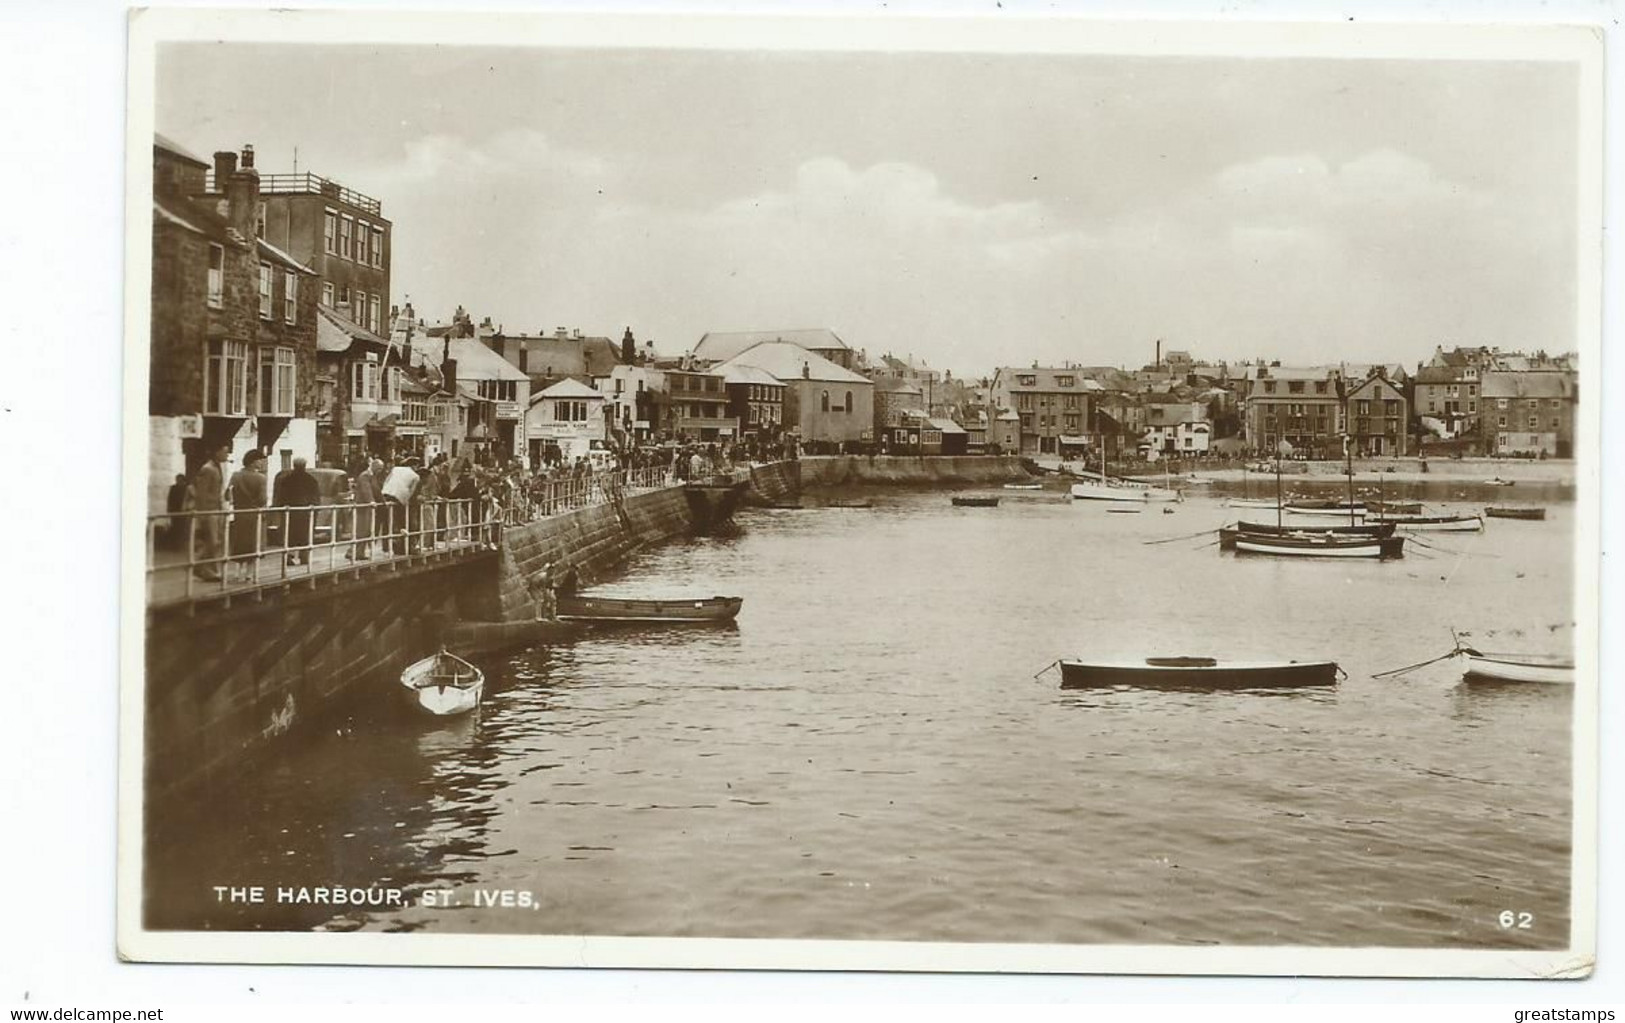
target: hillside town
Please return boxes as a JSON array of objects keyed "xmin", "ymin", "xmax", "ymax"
[{"xmin": 148, "ymin": 138, "xmax": 1579, "ymax": 513}]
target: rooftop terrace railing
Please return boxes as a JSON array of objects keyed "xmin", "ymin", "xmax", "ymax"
[{"xmin": 202, "ymin": 171, "xmax": 383, "ymax": 216}]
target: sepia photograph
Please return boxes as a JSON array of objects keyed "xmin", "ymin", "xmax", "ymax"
[{"xmin": 118, "ymin": 9, "xmax": 1601, "ymax": 976}]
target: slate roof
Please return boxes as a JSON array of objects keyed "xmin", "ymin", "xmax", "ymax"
[
  {"xmin": 155, "ymin": 133, "xmax": 209, "ymax": 166},
  {"xmin": 994, "ymin": 367, "xmax": 1106, "ymax": 392},
  {"xmin": 719, "ymin": 364, "xmax": 783, "ymax": 388},
  {"xmin": 716, "ymin": 341, "xmax": 871, "ymax": 385},
  {"xmin": 695, "ymin": 329, "xmax": 851, "ymax": 364},
  {"xmin": 318, "ymin": 306, "xmax": 391, "ymax": 354},
  {"xmin": 1480, "ymin": 371, "xmax": 1575, "ymax": 400},
  {"xmin": 535, "ymin": 378, "xmax": 604, "ymax": 401},
  {"xmin": 407, "ymin": 336, "xmax": 530, "ymax": 382}
]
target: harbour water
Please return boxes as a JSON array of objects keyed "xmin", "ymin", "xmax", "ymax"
[{"xmin": 146, "ymin": 482, "xmax": 1575, "ymax": 948}]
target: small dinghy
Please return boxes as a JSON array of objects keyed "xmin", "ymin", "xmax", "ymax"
[
  {"xmin": 1227, "ymin": 498, "xmax": 1284, "ymax": 510},
  {"xmin": 1368, "ymin": 499, "xmax": 1422, "ymax": 515},
  {"xmin": 400, "ymin": 649, "xmax": 484, "ymax": 716},
  {"xmin": 1003, "ymin": 483, "xmax": 1043, "ymax": 491},
  {"xmin": 1372, "ymin": 512, "xmax": 1484, "ymax": 532},
  {"xmin": 1486, "ymin": 506, "xmax": 1546, "ymax": 521},
  {"xmin": 952, "ymin": 496, "xmax": 1000, "ymax": 507},
  {"xmin": 556, "ymin": 594, "xmax": 743, "ymax": 624},
  {"xmin": 828, "ymin": 500, "xmax": 874, "ymax": 509},
  {"xmin": 1058, "ymin": 656, "xmax": 1339, "ymax": 690},
  {"xmin": 1461, "ymin": 649, "xmax": 1573, "ymax": 685},
  {"xmin": 1284, "ymin": 500, "xmax": 1367, "ymax": 518}
]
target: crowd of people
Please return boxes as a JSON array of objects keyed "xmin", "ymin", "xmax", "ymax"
[{"xmin": 165, "ymin": 434, "xmax": 802, "ymax": 584}]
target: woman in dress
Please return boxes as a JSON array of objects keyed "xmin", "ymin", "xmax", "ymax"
[{"xmin": 227, "ymin": 449, "xmax": 268, "ymax": 581}]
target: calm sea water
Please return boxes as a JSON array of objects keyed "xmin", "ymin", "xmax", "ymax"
[{"xmin": 147, "ymin": 480, "xmax": 1576, "ymax": 948}]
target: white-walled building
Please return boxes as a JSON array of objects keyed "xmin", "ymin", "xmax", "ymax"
[{"xmin": 526, "ymin": 378, "xmax": 608, "ymax": 465}]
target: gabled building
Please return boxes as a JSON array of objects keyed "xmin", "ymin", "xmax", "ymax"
[
  {"xmin": 988, "ymin": 366, "xmax": 1101, "ymax": 456},
  {"xmin": 1241, "ymin": 365, "xmax": 1345, "ymax": 457},
  {"xmin": 1481, "ymin": 371, "xmax": 1577, "ymax": 457},
  {"xmin": 1143, "ymin": 401, "xmax": 1212, "ymax": 456},
  {"xmin": 719, "ymin": 364, "xmax": 787, "ymax": 442},
  {"xmin": 149, "ymin": 136, "xmax": 319, "ymax": 511},
  {"xmin": 694, "ymin": 328, "xmax": 858, "ymax": 371},
  {"xmin": 410, "ymin": 335, "xmax": 531, "ymax": 466},
  {"xmin": 715, "ymin": 341, "xmax": 873, "ymax": 448},
  {"xmin": 526, "ymin": 378, "xmax": 608, "ymax": 466},
  {"xmin": 316, "ymin": 305, "xmax": 402, "ymax": 469},
  {"xmin": 1345, "ymin": 373, "xmax": 1410, "ymax": 456}
]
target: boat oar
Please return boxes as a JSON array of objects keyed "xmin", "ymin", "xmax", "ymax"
[
  {"xmin": 1031, "ymin": 659, "xmax": 1063, "ymax": 681},
  {"xmin": 1143, "ymin": 527, "xmax": 1218, "ymax": 546}
]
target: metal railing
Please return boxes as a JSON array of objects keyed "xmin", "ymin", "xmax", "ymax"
[
  {"xmin": 498, "ymin": 465, "xmax": 683, "ymax": 523},
  {"xmin": 146, "ymin": 498, "xmax": 497, "ymax": 607},
  {"xmin": 202, "ymin": 171, "xmax": 383, "ymax": 216}
]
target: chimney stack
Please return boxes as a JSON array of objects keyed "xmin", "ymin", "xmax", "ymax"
[
  {"xmin": 224, "ymin": 143, "xmax": 260, "ymax": 242},
  {"xmin": 621, "ymin": 327, "xmax": 635, "ymax": 364},
  {"xmin": 212, "ymin": 150, "xmax": 237, "ymax": 189}
]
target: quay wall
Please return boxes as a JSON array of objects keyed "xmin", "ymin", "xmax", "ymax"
[
  {"xmin": 146, "ymin": 472, "xmax": 765, "ymax": 801},
  {"xmin": 494, "ymin": 482, "xmax": 699, "ymax": 620},
  {"xmin": 144, "ymin": 556, "xmax": 497, "ymax": 803},
  {"xmin": 797, "ymin": 454, "xmax": 1030, "ymax": 488},
  {"xmin": 742, "ymin": 460, "xmax": 801, "ymax": 506}
]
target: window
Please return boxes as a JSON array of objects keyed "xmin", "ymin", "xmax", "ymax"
[
  {"xmin": 1551, "ymin": 418, "xmax": 1560, "ymax": 429},
  {"xmin": 1356, "ymin": 400, "xmax": 1370, "ymax": 416},
  {"xmin": 1057, "ymin": 375, "xmax": 1075, "ymax": 388},
  {"xmin": 1289, "ymin": 380, "xmax": 1304, "ymax": 394},
  {"xmin": 1017, "ymin": 375, "xmax": 1036, "ymax": 387},
  {"xmin": 1498, "ymin": 415, "xmax": 1508, "ymax": 428},
  {"xmin": 383, "ymin": 367, "xmax": 402, "ymax": 404},
  {"xmin": 322, "ymin": 281, "xmax": 334, "ymax": 308},
  {"xmin": 283, "ymin": 271, "xmax": 298, "ymax": 323},
  {"xmin": 258, "ymin": 346, "xmax": 296, "ymax": 416},
  {"xmin": 339, "ymin": 216, "xmax": 353, "ymax": 260},
  {"xmin": 1064, "ymin": 414, "xmax": 1080, "ymax": 431},
  {"xmin": 821, "ymin": 390, "xmax": 830, "ymax": 412},
  {"xmin": 356, "ymin": 221, "xmax": 370, "ymax": 265},
  {"xmin": 1315, "ymin": 381, "xmax": 1328, "ymax": 394},
  {"xmin": 257, "ymin": 262, "xmax": 273, "ymax": 319},
  {"xmin": 1497, "ymin": 397, "xmax": 1509, "ymax": 409},
  {"xmin": 351, "ymin": 360, "xmax": 380, "ymax": 402},
  {"xmin": 324, "ymin": 210, "xmax": 338, "ymax": 254},
  {"xmin": 402, "ymin": 400, "xmax": 427, "ymax": 425},
  {"xmin": 369, "ymin": 293, "xmax": 381, "ymax": 334},
  {"xmin": 1019, "ymin": 413, "xmax": 1033, "ymax": 430},
  {"xmin": 1550, "ymin": 398, "xmax": 1563, "ymax": 409},
  {"xmin": 1385, "ymin": 399, "xmax": 1399, "ymax": 415},
  {"xmin": 1468, "ymin": 401, "xmax": 1476, "ymax": 413},
  {"xmin": 553, "ymin": 400, "xmax": 588, "ymax": 422},
  {"xmin": 371, "ymin": 227, "xmax": 385, "ymax": 268},
  {"xmin": 206, "ymin": 244, "xmax": 224, "ymax": 308},
  {"xmin": 845, "ymin": 390, "xmax": 853, "ymax": 414},
  {"xmin": 205, "ymin": 340, "xmax": 249, "ymax": 415},
  {"xmin": 477, "ymin": 379, "xmax": 517, "ymax": 402},
  {"xmin": 1063, "ymin": 394, "xmax": 1079, "ymax": 410},
  {"xmin": 256, "ymin": 201, "xmax": 266, "ymax": 239},
  {"xmin": 1017, "ymin": 393, "xmax": 1034, "ymax": 410},
  {"xmin": 1264, "ymin": 382, "xmax": 1276, "ymax": 394},
  {"xmin": 1528, "ymin": 416, "xmax": 1538, "ymax": 429}
]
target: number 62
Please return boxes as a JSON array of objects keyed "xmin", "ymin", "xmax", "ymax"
[{"xmin": 1499, "ymin": 910, "xmax": 1534, "ymax": 929}]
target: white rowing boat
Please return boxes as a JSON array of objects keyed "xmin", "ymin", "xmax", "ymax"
[
  {"xmin": 1462, "ymin": 650, "xmax": 1573, "ymax": 685},
  {"xmin": 400, "ymin": 649, "xmax": 484, "ymax": 716}
]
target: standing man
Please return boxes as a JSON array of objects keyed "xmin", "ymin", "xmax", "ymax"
[
  {"xmin": 191, "ymin": 444, "xmax": 230, "ymax": 581},
  {"xmin": 350, "ymin": 457, "xmax": 383, "ymax": 561},
  {"xmin": 381, "ymin": 457, "xmax": 420, "ymax": 554},
  {"xmin": 276, "ymin": 457, "xmax": 321, "ymax": 566},
  {"xmin": 164, "ymin": 473, "xmax": 191, "ymax": 550}
]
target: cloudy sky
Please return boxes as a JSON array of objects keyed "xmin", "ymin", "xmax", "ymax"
[{"xmin": 156, "ymin": 43, "xmax": 1579, "ymax": 376}]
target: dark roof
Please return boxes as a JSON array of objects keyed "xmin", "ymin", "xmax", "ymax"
[
  {"xmin": 581, "ymin": 336, "xmax": 621, "ymax": 377},
  {"xmin": 994, "ymin": 366, "xmax": 1104, "ymax": 392},
  {"xmin": 695, "ymin": 329, "xmax": 851, "ymax": 363},
  {"xmin": 154, "ymin": 133, "xmax": 209, "ymax": 167},
  {"xmin": 1480, "ymin": 371, "xmax": 1575, "ymax": 400}
]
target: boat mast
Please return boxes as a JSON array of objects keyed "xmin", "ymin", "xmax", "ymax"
[
  {"xmin": 1345, "ymin": 432, "xmax": 1356, "ymax": 527},
  {"xmin": 1275, "ymin": 440, "xmax": 1285, "ymax": 529}
]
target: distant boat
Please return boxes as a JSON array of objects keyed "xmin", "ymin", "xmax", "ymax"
[
  {"xmin": 556, "ymin": 594, "xmax": 743, "ymax": 624},
  {"xmin": 828, "ymin": 500, "xmax": 874, "ymax": 509},
  {"xmin": 1106, "ymin": 507, "xmax": 1142, "ymax": 514},
  {"xmin": 1002, "ymin": 483, "xmax": 1043, "ymax": 491},
  {"xmin": 1373, "ymin": 513, "xmax": 1484, "ymax": 532},
  {"xmin": 1233, "ymin": 531, "xmax": 1405, "ymax": 559},
  {"xmin": 1058, "ymin": 656, "xmax": 1339, "ymax": 689},
  {"xmin": 1484, "ymin": 477, "xmax": 1517, "ymax": 487},
  {"xmin": 1070, "ymin": 480, "xmax": 1180, "ymax": 503},
  {"xmin": 1462, "ymin": 649, "xmax": 1573, "ymax": 685},
  {"xmin": 952, "ymin": 496, "xmax": 1000, "ymax": 507},
  {"xmin": 1368, "ymin": 499, "xmax": 1422, "ymax": 515},
  {"xmin": 400, "ymin": 649, "xmax": 484, "ymax": 716},
  {"xmin": 1227, "ymin": 497, "xmax": 1283, "ymax": 510},
  {"xmin": 1486, "ymin": 506, "xmax": 1546, "ymax": 521}
]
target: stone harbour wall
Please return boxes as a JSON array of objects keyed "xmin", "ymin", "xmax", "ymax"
[{"xmin": 796, "ymin": 454, "xmax": 1031, "ymax": 488}]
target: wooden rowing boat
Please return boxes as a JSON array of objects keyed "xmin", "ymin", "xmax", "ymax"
[
  {"xmin": 1462, "ymin": 650, "xmax": 1573, "ymax": 685},
  {"xmin": 1485, "ymin": 506, "xmax": 1546, "ymax": 521},
  {"xmin": 952, "ymin": 496, "xmax": 1000, "ymax": 507},
  {"xmin": 555, "ymin": 594, "xmax": 743, "ymax": 624},
  {"xmin": 1232, "ymin": 531, "xmax": 1405, "ymax": 559},
  {"xmin": 1058, "ymin": 656, "xmax": 1338, "ymax": 689},
  {"xmin": 1371, "ymin": 513, "xmax": 1484, "ymax": 532},
  {"xmin": 400, "ymin": 649, "xmax": 484, "ymax": 716},
  {"xmin": 1284, "ymin": 500, "xmax": 1367, "ymax": 517},
  {"xmin": 1219, "ymin": 521, "xmax": 1395, "ymax": 550},
  {"xmin": 1002, "ymin": 483, "xmax": 1043, "ymax": 491}
]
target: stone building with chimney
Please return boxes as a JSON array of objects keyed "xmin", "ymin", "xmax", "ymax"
[{"xmin": 149, "ymin": 135, "xmax": 318, "ymax": 513}]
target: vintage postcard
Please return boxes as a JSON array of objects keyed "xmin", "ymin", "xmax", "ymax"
[{"xmin": 119, "ymin": 9, "xmax": 1602, "ymax": 976}]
